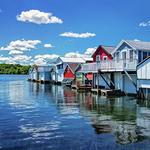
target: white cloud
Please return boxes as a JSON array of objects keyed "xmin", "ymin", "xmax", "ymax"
[
  {"xmin": 12, "ymin": 55, "xmax": 31, "ymax": 62},
  {"xmin": 9, "ymin": 50, "xmax": 23, "ymax": 55},
  {"xmin": 64, "ymin": 47, "xmax": 97, "ymax": 59},
  {"xmin": 34, "ymin": 54, "xmax": 59, "ymax": 60},
  {"xmin": 0, "ymin": 55, "xmax": 32, "ymax": 65},
  {"xmin": 44, "ymin": 43, "xmax": 53, "ymax": 48},
  {"xmin": 139, "ymin": 21, "xmax": 150, "ymax": 27},
  {"xmin": 64, "ymin": 52, "xmax": 83, "ymax": 58},
  {"xmin": 0, "ymin": 56, "xmax": 10, "ymax": 63},
  {"xmin": 60, "ymin": 32, "xmax": 96, "ymax": 38},
  {"xmin": 134, "ymin": 39, "xmax": 140, "ymax": 41},
  {"xmin": 0, "ymin": 39, "xmax": 41, "ymax": 51},
  {"xmin": 17, "ymin": 10, "xmax": 63, "ymax": 24},
  {"xmin": 11, "ymin": 55, "xmax": 32, "ymax": 65},
  {"xmin": 84, "ymin": 47, "xmax": 97, "ymax": 55},
  {"xmin": 33, "ymin": 54, "xmax": 59, "ymax": 65}
]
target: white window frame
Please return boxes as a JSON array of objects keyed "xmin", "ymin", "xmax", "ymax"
[
  {"xmin": 96, "ymin": 55, "xmax": 100, "ymax": 62},
  {"xmin": 103, "ymin": 56, "xmax": 108, "ymax": 61}
]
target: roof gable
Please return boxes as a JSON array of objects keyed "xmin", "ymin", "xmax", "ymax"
[
  {"xmin": 113, "ymin": 40, "xmax": 134, "ymax": 53},
  {"xmin": 92, "ymin": 45, "xmax": 115, "ymax": 57},
  {"xmin": 114, "ymin": 40, "xmax": 150, "ymax": 53},
  {"xmin": 65, "ymin": 63, "xmax": 80, "ymax": 73},
  {"xmin": 126, "ymin": 40, "xmax": 150, "ymax": 51}
]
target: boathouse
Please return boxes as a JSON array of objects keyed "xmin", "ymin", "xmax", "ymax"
[
  {"xmin": 28, "ymin": 65, "xmax": 39, "ymax": 81},
  {"xmin": 63, "ymin": 63, "xmax": 80, "ymax": 85},
  {"xmin": 29, "ymin": 65, "xmax": 52, "ymax": 83},
  {"xmin": 80, "ymin": 40, "xmax": 150, "ymax": 95},
  {"xmin": 79, "ymin": 45, "xmax": 115, "ymax": 93},
  {"xmin": 137, "ymin": 56, "xmax": 150, "ymax": 99},
  {"xmin": 53, "ymin": 57, "xmax": 92, "ymax": 84},
  {"xmin": 111, "ymin": 40, "xmax": 150, "ymax": 94}
]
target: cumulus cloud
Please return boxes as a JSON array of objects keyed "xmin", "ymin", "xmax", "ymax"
[
  {"xmin": 34, "ymin": 54, "xmax": 59, "ymax": 60},
  {"xmin": 0, "ymin": 56, "xmax": 10, "ymax": 63},
  {"xmin": 134, "ymin": 39, "xmax": 140, "ymax": 41},
  {"xmin": 139, "ymin": 21, "xmax": 150, "ymax": 27},
  {"xmin": 17, "ymin": 10, "xmax": 63, "ymax": 24},
  {"xmin": 64, "ymin": 47, "xmax": 97, "ymax": 58},
  {"xmin": 44, "ymin": 43, "xmax": 53, "ymax": 48},
  {"xmin": 9, "ymin": 50, "xmax": 23, "ymax": 55},
  {"xmin": 0, "ymin": 55, "xmax": 32, "ymax": 65},
  {"xmin": 0, "ymin": 39, "xmax": 41, "ymax": 51},
  {"xmin": 64, "ymin": 52, "xmax": 83, "ymax": 58},
  {"xmin": 12, "ymin": 55, "xmax": 31, "ymax": 62},
  {"xmin": 60, "ymin": 32, "xmax": 96, "ymax": 38},
  {"xmin": 33, "ymin": 54, "xmax": 59, "ymax": 65},
  {"xmin": 84, "ymin": 47, "xmax": 97, "ymax": 55}
]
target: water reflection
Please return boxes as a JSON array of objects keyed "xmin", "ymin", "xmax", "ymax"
[
  {"xmin": 31, "ymin": 84, "xmax": 150, "ymax": 145},
  {"xmin": 0, "ymin": 76, "xmax": 150, "ymax": 150}
]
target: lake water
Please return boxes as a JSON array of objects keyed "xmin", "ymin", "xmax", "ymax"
[{"xmin": 0, "ymin": 75, "xmax": 150, "ymax": 150}]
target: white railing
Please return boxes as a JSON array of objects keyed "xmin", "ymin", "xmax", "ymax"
[
  {"xmin": 80, "ymin": 62, "xmax": 100, "ymax": 73},
  {"xmin": 100, "ymin": 59, "xmax": 137, "ymax": 71},
  {"xmin": 80, "ymin": 59, "xmax": 137, "ymax": 73}
]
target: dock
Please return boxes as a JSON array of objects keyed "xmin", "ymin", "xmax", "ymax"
[
  {"xmin": 71, "ymin": 84, "xmax": 92, "ymax": 92},
  {"xmin": 100, "ymin": 89, "xmax": 125, "ymax": 97},
  {"xmin": 91, "ymin": 88, "xmax": 101, "ymax": 94}
]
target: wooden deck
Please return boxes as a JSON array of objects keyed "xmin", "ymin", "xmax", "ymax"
[
  {"xmin": 71, "ymin": 84, "xmax": 92, "ymax": 92},
  {"xmin": 91, "ymin": 88, "xmax": 125, "ymax": 96},
  {"xmin": 91, "ymin": 88, "xmax": 101, "ymax": 94},
  {"xmin": 100, "ymin": 89, "xmax": 125, "ymax": 96}
]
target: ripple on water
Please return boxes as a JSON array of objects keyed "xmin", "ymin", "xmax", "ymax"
[{"xmin": 0, "ymin": 75, "xmax": 150, "ymax": 150}]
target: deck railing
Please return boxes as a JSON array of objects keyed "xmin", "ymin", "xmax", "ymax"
[
  {"xmin": 80, "ymin": 59, "xmax": 137, "ymax": 73},
  {"xmin": 80, "ymin": 62, "xmax": 100, "ymax": 73},
  {"xmin": 100, "ymin": 59, "xmax": 137, "ymax": 71}
]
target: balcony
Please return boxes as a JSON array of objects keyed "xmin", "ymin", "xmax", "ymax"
[
  {"xmin": 80, "ymin": 62, "xmax": 100, "ymax": 73},
  {"xmin": 100, "ymin": 59, "xmax": 137, "ymax": 72},
  {"xmin": 80, "ymin": 59, "xmax": 137, "ymax": 73}
]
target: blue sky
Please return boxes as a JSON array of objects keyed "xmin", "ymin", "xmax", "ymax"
[{"xmin": 0, "ymin": 0, "xmax": 150, "ymax": 65}]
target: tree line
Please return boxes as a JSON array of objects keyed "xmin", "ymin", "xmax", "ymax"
[{"xmin": 0, "ymin": 64, "xmax": 31, "ymax": 74}]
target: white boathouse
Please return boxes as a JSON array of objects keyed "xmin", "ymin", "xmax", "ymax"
[
  {"xmin": 137, "ymin": 56, "xmax": 150, "ymax": 99},
  {"xmin": 80, "ymin": 40, "xmax": 150, "ymax": 95},
  {"xmin": 28, "ymin": 65, "xmax": 52, "ymax": 83}
]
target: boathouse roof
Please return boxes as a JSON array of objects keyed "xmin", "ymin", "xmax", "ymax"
[
  {"xmin": 126, "ymin": 40, "xmax": 150, "ymax": 50},
  {"xmin": 92, "ymin": 45, "xmax": 115, "ymax": 57},
  {"xmin": 114, "ymin": 40, "xmax": 150, "ymax": 52},
  {"xmin": 101, "ymin": 45, "xmax": 116, "ymax": 54},
  {"xmin": 67, "ymin": 63, "xmax": 80, "ymax": 73},
  {"xmin": 58, "ymin": 57, "xmax": 86, "ymax": 63}
]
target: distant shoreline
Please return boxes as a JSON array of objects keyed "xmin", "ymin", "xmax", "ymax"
[{"xmin": 0, "ymin": 64, "xmax": 30, "ymax": 75}]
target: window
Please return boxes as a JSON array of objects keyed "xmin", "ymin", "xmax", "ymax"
[
  {"xmin": 122, "ymin": 51, "xmax": 126, "ymax": 60},
  {"xmin": 96, "ymin": 55, "xmax": 100, "ymax": 62},
  {"xmin": 138, "ymin": 51, "xmax": 141, "ymax": 63},
  {"xmin": 57, "ymin": 64, "xmax": 63, "ymax": 69},
  {"xmin": 115, "ymin": 52, "xmax": 120, "ymax": 61},
  {"xmin": 143, "ymin": 51, "xmax": 148, "ymax": 60},
  {"xmin": 129, "ymin": 50, "xmax": 133, "ymax": 61},
  {"xmin": 103, "ymin": 56, "xmax": 107, "ymax": 61}
]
